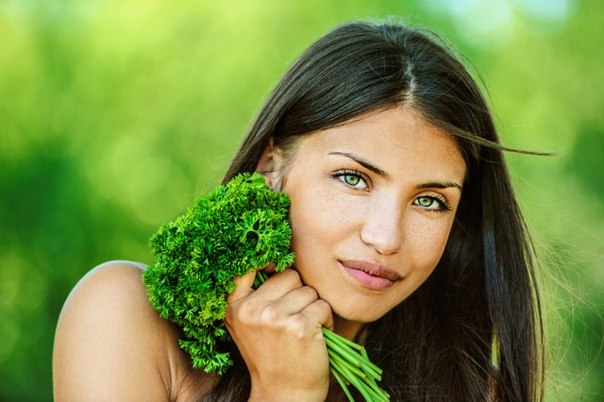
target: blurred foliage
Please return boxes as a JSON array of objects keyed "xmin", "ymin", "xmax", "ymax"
[{"xmin": 0, "ymin": 0, "xmax": 602, "ymax": 400}]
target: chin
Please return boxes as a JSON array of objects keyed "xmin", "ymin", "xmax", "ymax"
[{"xmin": 331, "ymin": 302, "xmax": 390, "ymax": 325}]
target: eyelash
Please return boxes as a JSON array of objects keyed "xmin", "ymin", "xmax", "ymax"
[
  {"xmin": 333, "ymin": 169, "xmax": 452, "ymax": 212},
  {"xmin": 413, "ymin": 195, "xmax": 452, "ymax": 213},
  {"xmin": 332, "ymin": 169, "xmax": 369, "ymax": 190}
]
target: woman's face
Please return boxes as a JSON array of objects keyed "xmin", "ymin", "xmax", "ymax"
[{"xmin": 268, "ymin": 106, "xmax": 467, "ymax": 337}]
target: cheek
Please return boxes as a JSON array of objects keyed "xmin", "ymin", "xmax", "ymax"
[
  {"xmin": 288, "ymin": 186, "xmax": 339, "ymax": 249},
  {"xmin": 286, "ymin": 183, "xmax": 360, "ymax": 272},
  {"xmin": 407, "ymin": 217, "xmax": 454, "ymax": 273}
]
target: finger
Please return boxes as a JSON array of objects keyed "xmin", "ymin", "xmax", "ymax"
[
  {"xmin": 227, "ymin": 270, "xmax": 257, "ymax": 304},
  {"xmin": 267, "ymin": 286, "xmax": 320, "ymax": 316},
  {"xmin": 300, "ymin": 299, "xmax": 334, "ymax": 333},
  {"xmin": 261, "ymin": 262, "xmax": 277, "ymax": 275},
  {"xmin": 253, "ymin": 269, "xmax": 303, "ymax": 300}
]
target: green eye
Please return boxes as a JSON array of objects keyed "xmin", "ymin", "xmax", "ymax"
[
  {"xmin": 343, "ymin": 174, "xmax": 361, "ymax": 186},
  {"xmin": 416, "ymin": 196, "xmax": 435, "ymax": 208},
  {"xmin": 414, "ymin": 195, "xmax": 451, "ymax": 212},
  {"xmin": 333, "ymin": 170, "xmax": 368, "ymax": 190}
]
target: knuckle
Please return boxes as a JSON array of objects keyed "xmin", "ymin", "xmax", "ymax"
[
  {"xmin": 302, "ymin": 286, "xmax": 319, "ymax": 299},
  {"xmin": 315, "ymin": 299, "xmax": 331, "ymax": 311},
  {"xmin": 283, "ymin": 268, "xmax": 301, "ymax": 282},
  {"xmin": 227, "ymin": 300, "xmax": 258, "ymax": 327},
  {"xmin": 260, "ymin": 304, "xmax": 281, "ymax": 324},
  {"xmin": 287, "ymin": 315, "xmax": 309, "ymax": 340}
]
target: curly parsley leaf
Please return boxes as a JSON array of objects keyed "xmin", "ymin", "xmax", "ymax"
[{"xmin": 143, "ymin": 172, "xmax": 295, "ymax": 374}]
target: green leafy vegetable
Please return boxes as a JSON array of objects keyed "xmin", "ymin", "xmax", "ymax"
[
  {"xmin": 143, "ymin": 172, "xmax": 389, "ymax": 401},
  {"xmin": 143, "ymin": 172, "xmax": 294, "ymax": 374}
]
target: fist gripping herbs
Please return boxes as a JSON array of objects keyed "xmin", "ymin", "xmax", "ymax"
[{"xmin": 143, "ymin": 172, "xmax": 389, "ymax": 401}]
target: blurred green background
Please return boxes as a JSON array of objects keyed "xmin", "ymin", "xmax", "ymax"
[{"xmin": 1, "ymin": 0, "xmax": 602, "ymax": 400}]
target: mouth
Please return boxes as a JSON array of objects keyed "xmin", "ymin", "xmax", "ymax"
[{"xmin": 339, "ymin": 260, "xmax": 402, "ymax": 291}]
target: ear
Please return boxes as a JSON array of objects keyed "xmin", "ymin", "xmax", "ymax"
[{"xmin": 256, "ymin": 138, "xmax": 283, "ymax": 189}]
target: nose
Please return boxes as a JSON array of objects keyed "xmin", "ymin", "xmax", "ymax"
[{"xmin": 359, "ymin": 197, "xmax": 403, "ymax": 255}]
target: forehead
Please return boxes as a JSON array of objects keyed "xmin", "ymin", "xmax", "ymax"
[{"xmin": 291, "ymin": 106, "xmax": 466, "ymax": 180}]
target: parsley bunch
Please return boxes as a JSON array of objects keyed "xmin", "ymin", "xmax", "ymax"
[{"xmin": 143, "ymin": 172, "xmax": 389, "ymax": 401}]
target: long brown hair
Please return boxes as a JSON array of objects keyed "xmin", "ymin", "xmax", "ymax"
[{"xmin": 206, "ymin": 19, "xmax": 544, "ymax": 401}]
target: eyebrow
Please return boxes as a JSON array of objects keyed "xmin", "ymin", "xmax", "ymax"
[
  {"xmin": 328, "ymin": 151, "xmax": 463, "ymax": 191},
  {"xmin": 328, "ymin": 151, "xmax": 387, "ymax": 178},
  {"xmin": 416, "ymin": 181, "xmax": 463, "ymax": 192}
]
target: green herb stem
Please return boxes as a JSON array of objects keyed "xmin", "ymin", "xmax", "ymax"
[
  {"xmin": 331, "ymin": 367, "xmax": 355, "ymax": 402},
  {"xmin": 323, "ymin": 330, "xmax": 383, "ymax": 378}
]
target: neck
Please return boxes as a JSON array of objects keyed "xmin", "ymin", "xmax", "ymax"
[{"xmin": 333, "ymin": 315, "xmax": 365, "ymax": 342}]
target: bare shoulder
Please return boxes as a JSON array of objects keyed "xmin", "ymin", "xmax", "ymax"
[{"xmin": 53, "ymin": 260, "xmax": 214, "ymax": 401}]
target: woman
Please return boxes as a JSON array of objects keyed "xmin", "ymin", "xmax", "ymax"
[{"xmin": 53, "ymin": 20, "xmax": 544, "ymax": 401}]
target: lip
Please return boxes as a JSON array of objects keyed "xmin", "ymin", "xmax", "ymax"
[{"xmin": 339, "ymin": 260, "xmax": 402, "ymax": 291}]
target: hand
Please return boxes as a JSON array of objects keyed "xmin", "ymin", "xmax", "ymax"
[{"xmin": 225, "ymin": 269, "xmax": 333, "ymax": 402}]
